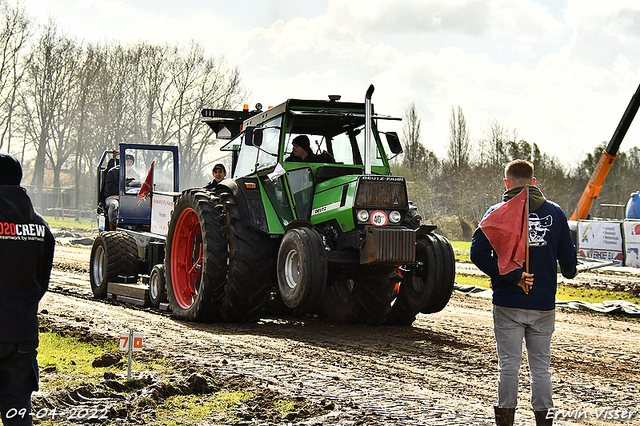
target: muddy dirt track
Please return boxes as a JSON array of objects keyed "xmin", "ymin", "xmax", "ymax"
[{"xmin": 42, "ymin": 244, "xmax": 640, "ymax": 425}]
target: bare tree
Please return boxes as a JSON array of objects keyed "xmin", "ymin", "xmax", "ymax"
[
  {"xmin": 46, "ymin": 37, "xmax": 80, "ymax": 198},
  {"xmin": 447, "ymin": 105, "xmax": 470, "ymax": 170},
  {"xmin": 479, "ymin": 117, "xmax": 514, "ymax": 171},
  {"xmin": 129, "ymin": 42, "xmax": 170, "ymax": 146},
  {"xmin": 73, "ymin": 44, "xmax": 104, "ymax": 214},
  {"xmin": 0, "ymin": 0, "xmax": 31, "ymax": 152},
  {"xmin": 401, "ymin": 102, "xmax": 426, "ymax": 169},
  {"xmin": 165, "ymin": 42, "xmax": 246, "ymax": 186},
  {"xmin": 22, "ymin": 22, "xmax": 77, "ymax": 210}
]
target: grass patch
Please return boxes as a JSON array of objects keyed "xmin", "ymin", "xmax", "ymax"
[
  {"xmin": 35, "ymin": 330, "xmax": 310, "ymax": 425},
  {"xmin": 451, "ymin": 240, "xmax": 471, "ymax": 262},
  {"xmin": 43, "ymin": 216, "xmax": 95, "ymax": 230},
  {"xmin": 455, "ymin": 274, "xmax": 490, "ymax": 289},
  {"xmin": 273, "ymin": 399, "xmax": 296, "ymax": 415},
  {"xmin": 450, "ymin": 241, "xmax": 470, "ymax": 252},
  {"xmin": 556, "ymin": 285, "xmax": 640, "ymax": 305},
  {"xmin": 455, "ymin": 273, "xmax": 640, "ymax": 305},
  {"xmin": 38, "ymin": 331, "xmax": 153, "ymax": 387},
  {"xmin": 156, "ymin": 391, "xmax": 253, "ymax": 426}
]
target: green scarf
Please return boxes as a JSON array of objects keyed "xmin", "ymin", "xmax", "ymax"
[{"xmin": 502, "ymin": 185, "xmax": 546, "ymax": 211}]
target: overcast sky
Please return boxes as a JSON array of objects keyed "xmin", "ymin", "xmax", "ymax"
[{"xmin": 20, "ymin": 0, "xmax": 640, "ymax": 166}]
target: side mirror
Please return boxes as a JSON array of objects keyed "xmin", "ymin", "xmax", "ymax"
[
  {"xmin": 245, "ymin": 127, "xmax": 264, "ymax": 147},
  {"xmin": 385, "ymin": 132, "xmax": 403, "ymax": 154}
]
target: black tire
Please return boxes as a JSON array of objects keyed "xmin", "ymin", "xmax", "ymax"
[
  {"xmin": 420, "ymin": 233, "xmax": 455, "ymax": 314},
  {"xmin": 323, "ymin": 268, "xmax": 396, "ymax": 325},
  {"xmin": 220, "ymin": 193, "xmax": 276, "ymax": 323},
  {"xmin": 90, "ymin": 231, "xmax": 139, "ymax": 299},
  {"xmin": 277, "ymin": 228, "xmax": 327, "ymax": 310},
  {"xmin": 165, "ymin": 190, "xmax": 228, "ymax": 322},
  {"xmin": 386, "ymin": 234, "xmax": 439, "ymax": 325},
  {"xmin": 149, "ymin": 264, "xmax": 167, "ymax": 308}
]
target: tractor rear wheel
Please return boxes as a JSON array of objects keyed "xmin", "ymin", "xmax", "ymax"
[
  {"xmin": 90, "ymin": 231, "xmax": 139, "ymax": 299},
  {"xmin": 277, "ymin": 227, "xmax": 327, "ymax": 311},
  {"xmin": 323, "ymin": 268, "xmax": 396, "ymax": 325},
  {"xmin": 165, "ymin": 190, "xmax": 228, "ymax": 322},
  {"xmin": 219, "ymin": 193, "xmax": 276, "ymax": 323}
]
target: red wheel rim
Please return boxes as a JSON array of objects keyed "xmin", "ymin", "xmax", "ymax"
[{"xmin": 171, "ymin": 207, "xmax": 203, "ymax": 309}]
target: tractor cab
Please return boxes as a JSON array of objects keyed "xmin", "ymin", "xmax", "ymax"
[{"xmin": 210, "ymin": 98, "xmax": 403, "ymax": 234}]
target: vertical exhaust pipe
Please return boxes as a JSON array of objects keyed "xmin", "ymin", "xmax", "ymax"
[{"xmin": 364, "ymin": 84, "xmax": 374, "ymax": 175}]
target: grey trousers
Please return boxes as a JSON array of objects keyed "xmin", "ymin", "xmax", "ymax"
[
  {"xmin": 105, "ymin": 196, "xmax": 119, "ymax": 224},
  {"xmin": 493, "ymin": 305, "xmax": 555, "ymax": 411}
]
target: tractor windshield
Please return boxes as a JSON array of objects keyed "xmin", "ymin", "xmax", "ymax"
[
  {"xmin": 233, "ymin": 116, "xmax": 282, "ymax": 178},
  {"xmin": 122, "ymin": 147, "xmax": 177, "ymax": 194},
  {"xmin": 283, "ymin": 112, "xmax": 385, "ymax": 167},
  {"xmin": 232, "ymin": 108, "xmax": 387, "ymax": 178}
]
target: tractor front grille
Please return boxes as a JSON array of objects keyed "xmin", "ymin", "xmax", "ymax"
[
  {"xmin": 360, "ymin": 225, "xmax": 416, "ymax": 265},
  {"xmin": 355, "ymin": 176, "xmax": 408, "ymax": 209}
]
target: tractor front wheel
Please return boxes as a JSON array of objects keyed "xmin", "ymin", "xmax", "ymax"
[
  {"xmin": 421, "ymin": 233, "xmax": 455, "ymax": 314},
  {"xmin": 386, "ymin": 233, "xmax": 456, "ymax": 325},
  {"xmin": 277, "ymin": 227, "xmax": 327, "ymax": 311}
]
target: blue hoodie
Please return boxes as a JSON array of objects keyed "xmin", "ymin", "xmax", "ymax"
[{"xmin": 470, "ymin": 188, "xmax": 577, "ymax": 311}]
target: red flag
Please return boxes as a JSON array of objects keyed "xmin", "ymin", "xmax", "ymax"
[
  {"xmin": 479, "ymin": 187, "xmax": 528, "ymax": 275},
  {"xmin": 138, "ymin": 161, "xmax": 154, "ymax": 199}
]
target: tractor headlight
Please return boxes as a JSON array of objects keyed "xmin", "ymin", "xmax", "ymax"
[
  {"xmin": 357, "ymin": 209, "xmax": 369, "ymax": 223},
  {"xmin": 389, "ymin": 210, "xmax": 401, "ymax": 223}
]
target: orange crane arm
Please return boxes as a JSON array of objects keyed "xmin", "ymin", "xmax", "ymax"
[
  {"xmin": 569, "ymin": 151, "xmax": 617, "ymax": 221},
  {"xmin": 570, "ymin": 83, "xmax": 640, "ymax": 221}
]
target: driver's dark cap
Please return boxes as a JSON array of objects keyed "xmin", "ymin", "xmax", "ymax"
[
  {"xmin": 292, "ymin": 135, "xmax": 311, "ymax": 154},
  {"xmin": 0, "ymin": 153, "xmax": 22, "ymax": 185},
  {"xmin": 212, "ymin": 163, "xmax": 226, "ymax": 173},
  {"xmin": 125, "ymin": 154, "xmax": 135, "ymax": 164}
]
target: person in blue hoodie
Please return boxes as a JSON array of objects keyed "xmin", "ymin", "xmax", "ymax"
[
  {"xmin": 0, "ymin": 153, "xmax": 55, "ymax": 426},
  {"xmin": 470, "ymin": 159, "xmax": 577, "ymax": 426}
]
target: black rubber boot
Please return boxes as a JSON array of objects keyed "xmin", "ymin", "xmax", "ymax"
[
  {"xmin": 494, "ymin": 406, "xmax": 515, "ymax": 426},
  {"xmin": 534, "ymin": 410, "xmax": 553, "ymax": 425}
]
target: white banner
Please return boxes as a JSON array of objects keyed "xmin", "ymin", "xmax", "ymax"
[
  {"xmin": 623, "ymin": 221, "xmax": 640, "ymax": 268},
  {"xmin": 577, "ymin": 221, "xmax": 623, "ymax": 265},
  {"xmin": 151, "ymin": 193, "xmax": 174, "ymax": 236}
]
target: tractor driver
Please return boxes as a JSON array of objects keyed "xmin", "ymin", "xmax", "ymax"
[
  {"xmin": 285, "ymin": 135, "xmax": 335, "ymax": 163},
  {"xmin": 103, "ymin": 154, "xmax": 138, "ymax": 230}
]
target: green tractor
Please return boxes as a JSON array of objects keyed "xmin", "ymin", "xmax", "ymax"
[{"xmin": 165, "ymin": 85, "xmax": 455, "ymax": 325}]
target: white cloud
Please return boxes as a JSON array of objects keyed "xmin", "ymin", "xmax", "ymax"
[{"xmin": 327, "ymin": 0, "xmax": 563, "ymax": 43}]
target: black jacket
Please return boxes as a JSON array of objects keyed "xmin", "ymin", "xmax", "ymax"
[
  {"xmin": 0, "ymin": 186, "xmax": 55, "ymax": 342},
  {"xmin": 104, "ymin": 166, "xmax": 119, "ymax": 198},
  {"xmin": 204, "ymin": 180, "xmax": 219, "ymax": 191}
]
